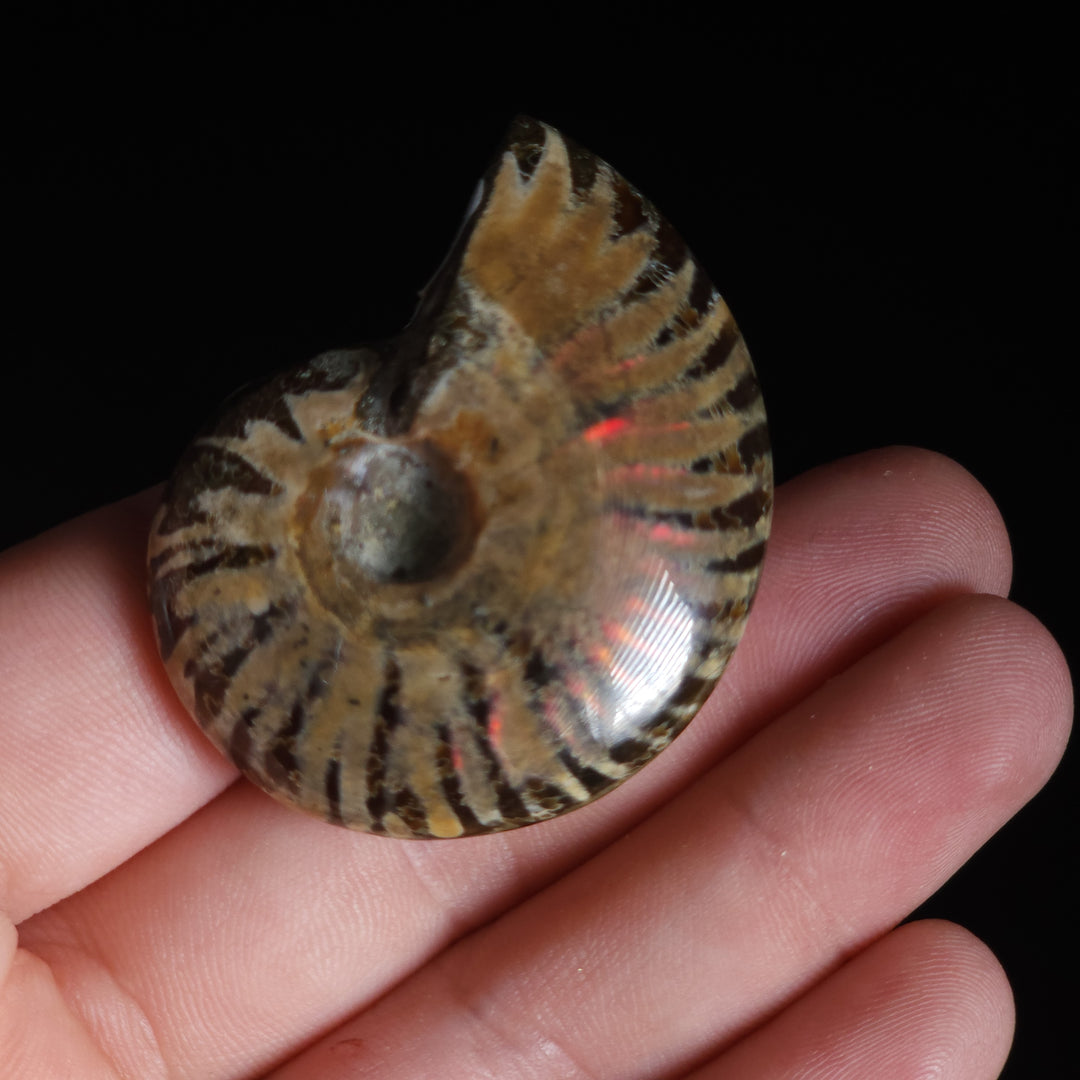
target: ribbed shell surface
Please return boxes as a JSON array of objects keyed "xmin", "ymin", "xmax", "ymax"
[{"xmin": 147, "ymin": 118, "xmax": 772, "ymax": 838}]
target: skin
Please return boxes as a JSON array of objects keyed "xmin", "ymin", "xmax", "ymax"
[{"xmin": 0, "ymin": 446, "xmax": 1070, "ymax": 1079}]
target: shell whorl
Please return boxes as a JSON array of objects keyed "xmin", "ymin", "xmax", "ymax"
[{"xmin": 147, "ymin": 118, "xmax": 772, "ymax": 838}]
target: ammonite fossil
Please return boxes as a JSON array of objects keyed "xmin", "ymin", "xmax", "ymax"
[{"xmin": 147, "ymin": 118, "xmax": 772, "ymax": 838}]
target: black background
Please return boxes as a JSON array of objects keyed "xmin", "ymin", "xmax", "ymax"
[{"xmin": 5, "ymin": 9, "xmax": 1074, "ymax": 1076}]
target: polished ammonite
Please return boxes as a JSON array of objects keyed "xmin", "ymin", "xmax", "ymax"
[{"xmin": 147, "ymin": 117, "xmax": 772, "ymax": 838}]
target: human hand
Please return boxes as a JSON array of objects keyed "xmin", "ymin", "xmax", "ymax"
[{"xmin": 0, "ymin": 446, "xmax": 1070, "ymax": 1079}]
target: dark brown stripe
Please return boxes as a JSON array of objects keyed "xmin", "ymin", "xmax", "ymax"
[
  {"xmin": 692, "ymin": 597, "xmax": 735, "ymax": 623},
  {"xmin": 686, "ymin": 266, "xmax": 715, "ymax": 317},
  {"xmin": 646, "ymin": 709, "xmax": 679, "ymax": 744},
  {"xmin": 705, "ymin": 539, "xmax": 766, "ymax": 574},
  {"xmin": 214, "ymin": 380, "xmax": 304, "ymax": 443},
  {"xmin": 292, "ymin": 349, "xmax": 374, "ymax": 394},
  {"xmin": 653, "ymin": 324, "xmax": 676, "ymax": 349},
  {"xmin": 250, "ymin": 601, "xmax": 289, "ymax": 645},
  {"xmin": 711, "ymin": 487, "xmax": 772, "ymax": 531},
  {"xmin": 468, "ymin": 725, "xmax": 533, "ymax": 827},
  {"xmin": 626, "ymin": 261, "xmax": 672, "ymax": 300},
  {"xmin": 609, "ymin": 173, "xmax": 648, "ymax": 238},
  {"xmin": 564, "ymin": 137, "xmax": 601, "ymax": 196},
  {"xmin": 324, "ymin": 756, "xmax": 344, "ymax": 825},
  {"xmin": 608, "ymin": 737, "xmax": 651, "ymax": 766},
  {"xmin": 363, "ymin": 716, "xmax": 392, "ymax": 831},
  {"xmin": 523, "ymin": 776, "xmax": 576, "ymax": 816},
  {"xmin": 227, "ymin": 706, "xmax": 261, "ymax": 770},
  {"xmin": 149, "ymin": 543, "xmax": 277, "ymax": 660},
  {"xmin": 466, "ymin": 694, "xmax": 490, "ymax": 726},
  {"xmin": 147, "ymin": 536, "xmax": 221, "ymax": 576},
  {"xmin": 377, "ymin": 657, "xmax": 403, "ymax": 730},
  {"xmin": 304, "ymin": 657, "xmax": 334, "ymax": 702},
  {"xmin": 737, "ymin": 423, "xmax": 770, "ymax": 468},
  {"xmin": 364, "ymin": 655, "xmax": 403, "ymax": 828},
  {"xmin": 264, "ymin": 701, "xmax": 305, "ymax": 796},
  {"xmin": 524, "ymin": 647, "xmax": 558, "ymax": 690},
  {"xmin": 191, "ymin": 665, "xmax": 230, "ymax": 726},
  {"xmin": 220, "ymin": 643, "xmax": 253, "ymax": 679},
  {"xmin": 392, "ymin": 787, "xmax": 430, "ymax": 835},
  {"xmin": 459, "ymin": 660, "xmax": 486, "ymax": 708},
  {"xmin": 725, "ymin": 370, "xmax": 762, "ymax": 411},
  {"xmin": 158, "ymin": 444, "xmax": 282, "ymax": 534},
  {"xmin": 669, "ymin": 674, "xmax": 712, "ymax": 708},
  {"xmin": 149, "ymin": 586, "xmax": 193, "ymax": 662},
  {"xmin": 616, "ymin": 502, "xmax": 764, "ymax": 535},
  {"xmin": 649, "ymin": 213, "xmax": 688, "ymax": 275},
  {"xmin": 213, "ymin": 349, "xmax": 372, "ymax": 444},
  {"xmin": 158, "ymin": 542, "xmax": 275, "ymax": 588},
  {"xmin": 556, "ymin": 749, "xmax": 614, "ymax": 798},
  {"xmin": 506, "ymin": 115, "xmax": 547, "ymax": 180},
  {"xmin": 435, "ymin": 723, "xmax": 482, "ymax": 834},
  {"xmin": 458, "ymin": 661, "xmax": 534, "ymax": 828},
  {"xmin": 685, "ymin": 321, "xmax": 740, "ymax": 381}
]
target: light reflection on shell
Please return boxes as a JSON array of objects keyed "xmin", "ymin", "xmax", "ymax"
[{"xmin": 147, "ymin": 117, "xmax": 772, "ymax": 838}]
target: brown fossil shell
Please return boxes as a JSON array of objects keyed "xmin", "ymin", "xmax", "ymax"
[{"xmin": 147, "ymin": 118, "xmax": 772, "ymax": 838}]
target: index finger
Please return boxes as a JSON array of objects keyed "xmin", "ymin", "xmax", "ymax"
[{"xmin": 0, "ymin": 491, "xmax": 237, "ymax": 922}]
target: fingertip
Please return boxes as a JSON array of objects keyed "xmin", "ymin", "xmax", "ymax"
[
  {"xmin": 886, "ymin": 445, "xmax": 1013, "ymax": 598},
  {"xmin": 732, "ymin": 449, "xmax": 1019, "ymax": 758},
  {"xmin": 892, "ymin": 918, "xmax": 1015, "ymax": 1019},
  {"xmin": 948, "ymin": 594, "xmax": 1073, "ymax": 797},
  {"xmin": 1003, "ymin": 601, "xmax": 1074, "ymax": 772},
  {"xmin": 697, "ymin": 918, "xmax": 1016, "ymax": 1080},
  {"xmin": 887, "ymin": 919, "xmax": 1016, "ymax": 1077}
]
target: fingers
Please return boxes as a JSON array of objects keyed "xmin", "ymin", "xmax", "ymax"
[
  {"xmin": 0, "ymin": 448, "xmax": 1010, "ymax": 925},
  {"xmin": 0, "ymin": 913, "xmax": 120, "ymax": 1080},
  {"xmin": 264, "ymin": 595, "xmax": 1068, "ymax": 1079},
  {"xmin": 723, "ymin": 445, "xmax": 1014, "ymax": 742},
  {"xmin": 8, "ymin": 448, "xmax": 1026, "ymax": 1079},
  {"xmin": 648, "ymin": 445, "xmax": 1015, "ymax": 805},
  {"xmin": 691, "ymin": 920, "xmax": 1014, "ymax": 1080},
  {"xmin": 0, "ymin": 491, "xmax": 237, "ymax": 922}
]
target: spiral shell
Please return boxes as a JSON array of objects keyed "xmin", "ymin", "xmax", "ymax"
[{"xmin": 147, "ymin": 118, "xmax": 772, "ymax": 838}]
